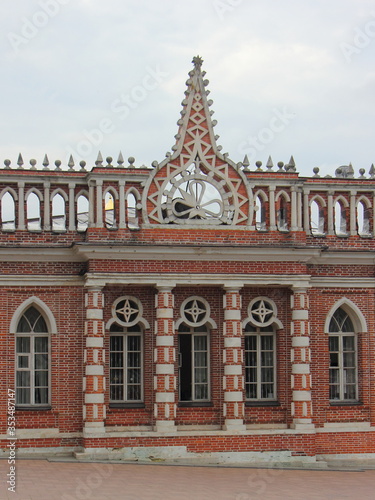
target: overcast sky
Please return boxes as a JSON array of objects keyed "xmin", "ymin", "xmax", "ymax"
[{"xmin": 1, "ymin": 0, "xmax": 374, "ymax": 177}]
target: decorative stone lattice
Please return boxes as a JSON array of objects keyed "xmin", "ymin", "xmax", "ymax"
[
  {"xmin": 248, "ymin": 297, "xmax": 277, "ymax": 327},
  {"xmin": 143, "ymin": 57, "xmax": 252, "ymax": 226}
]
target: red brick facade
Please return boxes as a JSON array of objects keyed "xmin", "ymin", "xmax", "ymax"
[{"xmin": 0, "ymin": 56, "xmax": 374, "ymax": 463}]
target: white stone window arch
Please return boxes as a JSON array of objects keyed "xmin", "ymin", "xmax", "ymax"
[
  {"xmin": 254, "ymin": 189, "xmax": 268, "ymax": 231},
  {"xmin": 76, "ymin": 190, "xmax": 89, "ymax": 232},
  {"xmin": 1, "ymin": 187, "xmax": 18, "ymax": 231},
  {"xmin": 356, "ymin": 196, "xmax": 371, "ymax": 236},
  {"xmin": 310, "ymin": 195, "xmax": 326, "ymax": 235},
  {"xmin": 334, "ymin": 195, "xmax": 349, "ymax": 236},
  {"xmin": 275, "ymin": 191, "xmax": 290, "ymax": 231},
  {"xmin": 176, "ymin": 296, "xmax": 216, "ymax": 403},
  {"xmin": 103, "ymin": 187, "xmax": 118, "ymax": 230},
  {"xmin": 26, "ymin": 188, "xmax": 43, "ymax": 231},
  {"xmin": 10, "ymin": 297, "xmax": 57, "ymax": 408},
  {"xmin": 325, "ymin": 298, "xmax": 365, "ymax": 402},
  {"xmin": 243, "ymin": 297, "xmax": 283, "ymax": 402},
  {"xmin": 51, "ymin": 189, "xmax": 68, "ymax": 231}
]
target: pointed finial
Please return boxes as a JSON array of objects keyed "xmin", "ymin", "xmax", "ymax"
[
  {"xmin": 68, "ymin": 155, "xmax": 75, "ymax": 170},
  {"xmin": 348, "ymin": 162, "xmax": 354, "ymax": 177},
  {"xmin": 192, "ymin": 55, "xmax": 203, "ymax": 69},
  {"xmin": 117, "ymin": 151, "xmax": 124, "ymax": 167},
  {"xmin": 288, "ymin": 155, "xmax": 296, "ymax": 172},
  {"xmin": 17, "ymin": 153, "xmax": 24, "ymax": 169},
  {"xmin": 43, "ymin": 154, "xmax": 50, "ymax": 170},
  {"xmin": 266, "ymin": 156, "xmax": 274, "ymax": 171},
  {"xmin": 96, "ymin": 151, "xmax": 103, "ymax": 166},
  {"xmin": 369, "ymin": 164, "xmax": 375, "ymax": 178},
  {"xmin": 242, "ymin": 155, "xmax": 250, "ymax": 172}
]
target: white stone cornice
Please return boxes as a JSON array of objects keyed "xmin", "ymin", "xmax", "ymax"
[
  {"xmin": 74, "ymin": 244, "xmax": 321, "ymax": 263},
  {"xmin": 84, "ymin": 272, "xmax": 312, "ymax": 288},
  {"xmin": 311, "ymin": 276, "xmax": 375, "ymax": 288},
  {"xmin": 0, "ymin": 275, "xmax": 83, "ymax": 286},
  {"xmin": 309, "ymin": 251, "xmax": 375, "ymax": 266}
]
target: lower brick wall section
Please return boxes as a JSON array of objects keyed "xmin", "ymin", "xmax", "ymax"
[{"xmin": 3, "ymin": 431, "xmax": 374, "ymax": 458}]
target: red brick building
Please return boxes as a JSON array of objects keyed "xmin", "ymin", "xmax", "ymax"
[{"xmin": 1, "ymin": 56, "xmax": 374, "ymax": 464}]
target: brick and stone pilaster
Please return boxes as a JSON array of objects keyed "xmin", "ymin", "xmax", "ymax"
[
  {"xmin": 83, "ymin": 287, "xmax": 106, "ymax": 434},
  {"xmin": 222, "ymin": 286, "xmax": 245, "ymax": 431},
  {"xmin": 154, "ymin": 284, "xmax": 176, "ymax": 432},
  {"xmin": 290, "ymin": 287, "xmax": 314, "ymax": 429}
]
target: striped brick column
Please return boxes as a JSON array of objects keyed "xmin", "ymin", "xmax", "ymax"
[
  {"xmin": 290, "ymin": 287, "xmax": 314, "ymax": 429},
  {"xmin": 154, "ymin": 285, "xmax": 176, "ymax": 432},
  {"xmin": 83, "ymin": 287, "xmax": 106, "ymax": 434},
  {"xmin": 222, "ymin": 286, "xmax": 245, "ymax": 431}
]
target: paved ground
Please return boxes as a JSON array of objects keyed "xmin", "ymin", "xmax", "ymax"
[{"xmin": 1, "ymin": 458, "xmax": 375, "ymax": 500}]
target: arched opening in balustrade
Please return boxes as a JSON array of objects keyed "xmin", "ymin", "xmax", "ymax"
[
  {"xmin": 76, "ymin": 193, "xmax": 89, "ymax": 232},
  {"xmin": 254, "ymin": 191, "xmax": 267, "ymax": 231},
  {"xmin": 26, "ymin": 191, "xmax": 42, "ymax": 231},
  {"xmin": 276, "ymin": 191, "xmax": 289, "ymax": 231},
  {"xmin": 356, "ymin": 197, "xmax": 371, "ymax": 236},
  {"xmin": 1, "ymin": 190, "xmax": 16, "ymax": 230},
  {"xmin": 52, "ymin": 192, "xmax": 66, "ymax": 231},
  {"xmin": 126, "ymin": 190, "xmax": 139, "ymax": 229},
  {"xmin": 334, "ymin": 198, "xmax": 348, "ymax": 236},
  {"xmin": 310, "ymin": 196, "xmax": 325, "ymax": 235},
  {"xmin": 104, "ymin": 189, "xmax": 117, "ymax": 229}
]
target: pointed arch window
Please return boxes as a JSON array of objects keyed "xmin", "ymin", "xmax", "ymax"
[
  {"xmin": 255, "ymin": 195, "xmax": 267, "ymax": 231},
  {"xmin": 15, "ymin": 306, "xmax": 50, "ymax": 407},
  {"xmin": 105, "ymin": 191, "xmax": 117, "ymax": 229},
  {"xmin": 127, "ymin": 192, "xmax": 139, "ymax": 229},
  {"xmin": 328, "ymin": 307, "xmax": 357, "ymax": 402},
  {"xmin": 52, "ymin": 193, "xmax": 66, "ymax": 231},
  {"xmin": 27, "ymin": 192, "xmax": 41, "ymax": 231},
  {"xmin": 77, "ymin": 194, "xmax": 89, "ymax": 232},
  {"xmin": 334, "ymin": 200, "xmax": 347, "ymax": 235},
  {"xmin": 1, "ymin": 191, "xmax": 16, "ymax": 230},
  {"xmin": 357, "ymin": 199, "xmax": 371, "ymax": 236},
  {"xmin": 277, "ymin": 194, "xmax": 288, "ymax": 231},
  {"xmin": 310, "ymin": 199, "xmax": 325, "ymax": 235}
]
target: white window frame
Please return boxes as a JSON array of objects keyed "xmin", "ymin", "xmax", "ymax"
[
  {"xmin": 109, "ymin": 328, "xmax": 143, "ymax": 403},
  {"xmin": 15, "ymin": 330, "xmax": 50, "ymax": 407},
  {"xmin": 244, "ymin": 326, "xmax": 277, "ymax": 401},
  {"xmin": 329, "ymin": 330, "xmax": 358, "ymax": 402},
  {"xmin": 178, "ymin": 327, "xmax": 210, "ymax": 403}
]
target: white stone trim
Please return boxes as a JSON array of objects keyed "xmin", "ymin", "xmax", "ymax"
[
  {"xmin": 224, "ymin": 391, "xmax": 243, "ymax": 402},
  {"xmin": 86, "ymin": 309, "xmax": 103, "ymax": 320},
  {"xmin": 156, "ymin": 308, "xmax": 173, "ymax": 319},
  {"xmin": 224, "ymin": 310, "xmax": 241, "ymax": 321},
  {"xmin": 86, "ymin": 337, "xmax": 104, "ymax": 348},
  {"xmin": 293, "ymin": 390, "xmax": 311, "ymax": 401},
  {"xmin": 156, "ymin": 336, "xmax": 174, "ymax": 346},
  {"xmin": 155, "ymin": 392, "xmax": 175, "ymax": 403},
  {"xmin": 224, "ymin": 337, "xmax": 241, "ymax": 348},
  {"xmin": 292, "ymin": 336, "xmax": 310, "ymax": 347},
  {"xmin": 156, "ymin": 364, "xmax": 174, "ymax": 375},
  {"xmin": 85, "ymin": 393, "xmax": 104, "ymax": 404},
  {"xmin": 292, "ymin": 310, "xmax": 308, "ymax": 320},
  {"xmin": 85, "ymin": 365, "xmax": 104, "ymax": 376},
  {"xmin": 224, "ymin": 365, "xmax": 242, "ymax": 375},
  {"xmin": 292, "ymin": 364, "xmax": 310, "ymax": 374}
]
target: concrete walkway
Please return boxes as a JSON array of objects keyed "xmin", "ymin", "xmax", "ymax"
[{"xmin": 1, "ymin": 458, "xmax": 375, "ymax": 500}]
